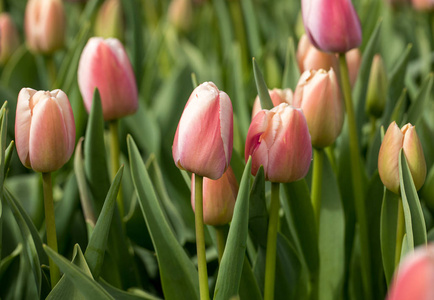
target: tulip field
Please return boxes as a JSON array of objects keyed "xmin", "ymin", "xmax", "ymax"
[{"xmin": 1, "ymin": 0, "xmax": 434, "ymax": 299}]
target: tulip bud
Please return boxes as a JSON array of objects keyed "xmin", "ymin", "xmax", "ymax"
[
  {"xmin": 173, "ymin": 82, "xmax": 233, "ymax": 180},
  {"xmin": 251, "ymin": 88, "xmax": 293, "ymax": 118},
  {"xmin": 78, "ymin": 37, "xmax": 138, "ymax": 121},
  {"xmin": 378, "ymin": 122, "xmax": 426, "ymax": 194},
  {"xmin": 168, "ymin": 0, "xmax": 193, "ymax": 32},
  {"xmin": 245, "ymin": 103, "xmax": 312, "ymax": 183},
  {"xmin": 346, "ymin": 48, "xmax": 362, "ymax": 87},
  {"xmin": 94, "ymin": 0, "xmax": 124, "ymax": 41},
  {"xmin": 24, "ymin": 0, "xmax": 66, "ymax": 54},
  {"xmin": 0, "ymin": 13, "xmax": 20, "ymax": 64},
  {"xmin": 301, "ymin": 0, "xmax": 362, "ymax": 53},
  {"xmin": 411, "ymin": 0, "xmax": 434, "ymax": 10},
  {"xmin": 297, "ymin": 34, "xmax": 338, "ymax": 74},
  {"xmin": 15, "ymin": 88, "xmax": 76, "ymax": 173},
  {"xmin": 191, "ymin": 167, "xmax": 238, "ymax": 226},
  {"xmin": 293, "ymin": 69, "xmax": 344, "ymax": 148},
  {"xmin": 387, "ymin": 244, "xmax": 434, "ymax": 300},
  {"xmin": 365, "ymin": 54, "xmax": 387, "ymax": 118}
]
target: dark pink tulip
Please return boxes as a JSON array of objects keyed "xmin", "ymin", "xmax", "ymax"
[
  {"xmin": 302, "ymin": 0, "xmax": 362, "ymax": 53},
  {"xmin": 245, "ymin": 103, "xmax": 312, "ymax": 183},
  {"xmin": 387, "ymin": 245, "xmax": 434, "ymax": 300},
  {"xmin": 15, "ymin": 88, "xmax": 75, "ymax": 173},
  {"xmin": 173, "ymin": 82, "xmax": 233, "ymax": 180},
  {"xmin": 191, "ymin": 167, "xmax": 238, "ymax": 226},
  {"xmin": 78, "ymin": 37, "xmax": 138, "ymax": 121}
]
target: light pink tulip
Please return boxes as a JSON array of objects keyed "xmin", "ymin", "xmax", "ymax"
[
  {"xmin": 297, "ymin": 34, "xmax": 338, "ymax": 74},
  {"xmin": 378, "ymin": 122, "xmax": 426, "ymax": 194},
  {"xmin": 387, "ymin": 245, "xmax": 434, "ymax": 300},
  {"xmin": 302, "ymin": 0, "xmax": 362, "ymax": 53},
  {"xmin": 24, "ymin": 0, "xmax": 65, "ymax": 54},
  {"xmin": 346, "ymin": 48, "xmax": 361, "ymax": 87},
  {"xmin": 411, "ymin": 0, "xmax": 434, "ymax": 10},
  {"xmin": 191, "ymin": 167, "xmax": 238, "ymax": 226},
  {"xmin": 245, "ymin": 103, "xmax": 312, "ymax": 183},
  {"xmin": 78, "ymin": 37, "xmax": 138, "ymax": 121},
  {"xmin": 15, "ymin": 88, "xmax": 75, "ymax": 173},
  {"xmin": 293, "ymin": 69, "xmax": 344, "ymax": 148},
  {"xmin": 251, "ymin": 88, "xmax": 293, "ymax": 118},
  {"xmin": 0, "ymin": 14, "xmax": 20, "ymax": 64},
  {"xmin": 173, "ymin": 82, "xmax": 233, "ymax": 180}
]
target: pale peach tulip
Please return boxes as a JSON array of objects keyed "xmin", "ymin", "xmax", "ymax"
[
  {"xmin": 297, "ymin": 34, "xmax": 338, "ymax": 74},
  {"xmin": 251, "ymin": 88, "xmax": 293, "ymax": 118},
  {"xmin": 0, "ymin": 13, "xmax": 20, "ymax": 64}
]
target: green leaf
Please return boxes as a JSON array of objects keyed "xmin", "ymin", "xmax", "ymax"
[
  {"xmin": 405, "ymin": 73, "xmax": 433, "ymax": 126},
  {"xmin": 281, "ymin": 37, "xmax": 300, "ymax": 90},
  {"xmin": 4, "ymin": 140, "xmax": 15, "ymax": 175},
  {"xmin": 99, "ymin": 278, "xmax": 162, "ymax": 300},
  {"xmin": 240, "ymin": 0, "xmax": 261, "ymax": 58},
  {"xmin": 213, "ymin": 158, "xmax": 252, "ymax": 300},
  {"xmin": 43, "ymin": 245, "xmax": 113, "ymax": 300},
  {"xmin": 253, "ymin": 58, "xmax": 274, "ymax": 110},
  {"xmin": 85, "ymin": 166, "xmax": 124, "ymax": 279},
  {"xmin": 0, "ymin": 243, "xmax": 22, "ymax": 280},
  {"xmin": 248, "ymin": 166, "xmax": 268, "ymax": 248},
  {"xmin": 212, "ymin": 0, "xmax": 233, "ymax": 57},
  {"xmin": 398, "ymin": 149, "xmax": 427, "ymax": 248},
  {"xmin": 380, "ymin": 189, "xmax": 400, "ymax": 286},
  {"xmin": 238, "ymin": 256, "xmax": 262, "ymax": 300},
  {"xmin": 127, "ymin": 135, "xmax": 199, "ymax": 300}
]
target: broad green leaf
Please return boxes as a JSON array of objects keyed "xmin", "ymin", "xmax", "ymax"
[
  {"xmin": 399, "ymin": 234, "xmax": 410, "ymax": 262},
  {"xmin": 127, "ymin": 135, "xmax": 199, "ymax": 300},
  {"xmin": 4, "ymin": 140, "xmax": 14, "ymax": 175},
  {"xmin": 248, "ymin": 166, "xmax": 267, "ymax": 248},
  {"xmin": 99, "ymin": 278, "xmax": 161, "ymax": 300},
  {"xmin": 85, "ymin": 166, "xmax": 124, "ymax": 279},
  {"xmin": 399, "ymin": 149, "xmax": 427, "ymax": 248},
  {"xmin": 212, "ymin": 0, "xmax": 233, "ymax": 57},
  {"xmin": 253, "ymin": 58, "xmax": 274, "ymax": 110},
  {"xmin": 405, "ymin": 73, "xmax": 433, "ymax": 126},
  {"xmin": 281, "ymin": 37, "xmax": 300, "ymax": 90},
  {"xmin": 213, "ymin": 158, "xmax": 252, "ymax": 300},
  {"xmin": 240, "ymin": 0, "xmax": 261, "ymax": 58},
  {"xmin": 0, "ymin": 243, "xmax": 22, "ymax": 280},
  {"xmin": 238, "ymin": 256, "xmax": 262, "ymax": 300},
  {"xmin": 380, "ymin": 189, "xmax": 400, "ymax": 286},
  {"xmin": 44, "ymin": 245, "xmax": 113, "ymax": 300}
]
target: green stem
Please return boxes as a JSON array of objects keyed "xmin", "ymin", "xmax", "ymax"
[
  {"xmin": 45, "ymin": 55, "xmax": 57, "ymax": 89},
  {"xmin": 109, "ymin": 120, "xmax": 124, "ymax": 218},
  {"xmin": 216, "ymin": 227, "xmax": 226, "ymax": 264},
  {"xmin": 264, "ymin": 182, "xmax": 280, "ymax": 300},
  {"xmin": 339, "ymin": 53, "xmax": 372, "ymax": 299},
  {"xmin": 42, "ymin": 172, "xmax": 60, "ymax": 288},
  {"xmin": 395, "ymin": 197, "xmax": 405, "ymax": 267},
  {"xmin": 311, "ymin": 149, "xmax": 324, "ymax": 227},
  {"xmin": 369, "ymin": 116, "xmax": 377, "ymax": 143},
  {"xmin": 195, "ymin": 175, "xmax": 210, "ymax": 300}
]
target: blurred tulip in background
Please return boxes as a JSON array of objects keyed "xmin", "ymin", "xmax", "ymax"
[
  {"xmin": 94, "ymin": 0, "xmax": 124, "ymax": 41},
  {"xmin": 0, "ymin": 13, "xmax": 20, "ymax": 65}
]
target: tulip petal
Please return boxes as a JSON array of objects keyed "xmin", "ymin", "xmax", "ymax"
[{"xmin": 403, "ymin": 125, "xmax": 426, "ymax": 191}]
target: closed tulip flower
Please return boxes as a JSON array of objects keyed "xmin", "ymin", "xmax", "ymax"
[
  {"xmin": 366, "ymin": 54, "xmax": 387, "ymax": 118},
  {"xmin": 251, "ymin": 88, "xmax": 293, "ymax": 118},
  {"xmin": 387, "ymin": 245, "xmax": 434, "ymax": 300},
  {"xmin": 78, "ymin": 37, "xmax": 138, "ymax": 121},
  {"xmin": 346, "ymin": 48, "xmax": 361, "ymax": 87},
  {"xmin": 245, "ymin": 103, "xmax": 312, "ymax": 183},
  {"xmin": 15, "ymin": 88, "xmax": 75, "ymax": 173},
  {"xmin": 191, "ymin": 167, "xmax": 238, "ymax": 226},
  {"xmin": 94, "ymin": 0, "xmax": 124, "ymax": 41},
  {"xmin": 293, "ymin": 69, "xmax": 344, "ymax": 148},
  {"xmin": 302, "ymin": 0, "xmax": 362, "ymax": 53},
  {"xmin": 24, "ymin": 0, "xmax": 66, "ymax": 54},
  {"xmin": 378, "ymin": 122, "xmax": 426, "ymax": 194},
  {"xmin": 297, "ymin": 34, "xmax": 338, "ymax": 74},
  {"xmin": 0, "ymin": 13, "xmax": 20, "ymax": 64},
  {"xmin": 411, "ymin": 0, "xmax": 434, "ymax": 10},
  {"xmin": 173, "ymin": 82, "xmax": 233, "ymax": 180}
]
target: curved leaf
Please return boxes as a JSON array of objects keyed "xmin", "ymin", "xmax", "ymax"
[{"xmin": 253, "ymin": 58, "xmax": 273, "ymax": 110}]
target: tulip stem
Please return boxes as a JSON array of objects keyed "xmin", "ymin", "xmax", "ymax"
[
  {"xmin": 339, "ymin": 53, "xmax": 372, "ymax": 299},
  {"xmin": 194, "ymin": 174, "xmax": 210, "ymax": 300},
  {"xmin": 45, "ymin": 56, "xmax": 57, "ymax": 90},
  {"xmin": 42, "ymin": 172, "xmax": 60, "ymax": 288},
  {"xmin": 109, "ymin": 120, "xmax": 124, "ymax": 218},
  {"xmin": 311, "ymin": 148, "xmax": 324, "ymax": 227},
  {"xmin": 264, "ymin": 182, "xmax": 280, "ymax": 300},
  {"xmin": 216, "ymin": 226, "xmax": 226, "ymax": 264},
  {"xmin": 395, "ymin": 197, "xmax": 405, "ymax": 267}
]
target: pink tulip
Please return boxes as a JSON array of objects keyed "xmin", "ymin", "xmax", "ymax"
[
  {"xmin": 24, "ymin": 0, "xmax": 66, "ymax": 54},
  {"xmin": 173, "ymin": 82, "xmax": 233, "ymax": 180},
  {"xmin": 293, "ymin": 69, "xmax": 344, "ymax": 148},
  {"xmin": 302, "ymin": 0, "xmax": 362, "ymax": 53},
  {"xmin": 411, "ymin": 0, "xmax": 434, "ymax": 10},
  {"xmin": 346, "ymin": 48, "xmax": 362, "ymax": 87},
  {"xmin": 0, "ymin": 13, "xmax": 20, "ymax": 64},
  {"xmin": 78, "ymin": 37, "xmax": 138, "ymax": 121},
  {"xmin": 191, "ymin": 167, "xmax": 238, "ymax": 226},
  {"xmin": 15, "ymin": 88, "xmax": 75, "ymax": 173},
  {"xmin": 245, "ymin": 103, "xmax": 312, "ymax": 183},
  {"xmin": 387, "ymin": 245, "xmax": 434, "ymax": 300},
  {"xmin": 378, "ymin": 122, "xmax": 426, "ymax": 194},
  {"xmin": 251, "ymin": 88, "xmax": 293, "ymax": 118},
  {"xmin": 297, "ymin": 34, "xmax": 338, "ymax": 74}
]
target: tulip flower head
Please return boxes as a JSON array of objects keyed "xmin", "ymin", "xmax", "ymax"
[
  {"xmin": 293, "ymin": 68, "xmax": 344, "ymax": 148},
  {"xmin": 251, "ymin": 88, "xmax": 293, "ymax": 118},
  {"xmin": 24, "ymin": 0, "xmax": 66, "ymax": 54},
  {"xmin": 78, "ymin": 37, "xmax": 138, "ymax": 121},
  {"xmin": 346, "ymin": 48, "xmax": 361, "ymax": 87},
  {"xmin": 297, "ymin": 34, "xmax": 338, "ymax": 74},
  {"xmin": 387, "ymin": 244, "xmax": 434, "ymax": 300},
  {"xmin": 365, "ymin": 54, "xmax": 387, "ymax": 118},
  {"xmin": 173, "ymin": 82, "xmax": 233, "ymax": 180},
  {"xmin": 411, "ymin": 0, "xmax": 434, "ymax": 10},
  {"xmin": 0, "ymin": 13, "xmax": 20, "ymax": 64},
  {"xmin": 245, "ymin": 103, "xmax": 312, "ymax": 183},
  {"xmin": 302, "ymin": 0, "xmax": 362, "ymax": 53},
  {"xmin": 191, "ymin": 167, "xmax": 238, "ymax": 226},
  {"xmin": 378, "ymin": 122, "xmax": 426, "ymax": 194},
  {"xmin": 15, "ymin": 88, "xmax": 76, "ymax": 173},
  {"xmin": 94, "ymin": 0, "xmax": 124, "ymax": 41}
]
